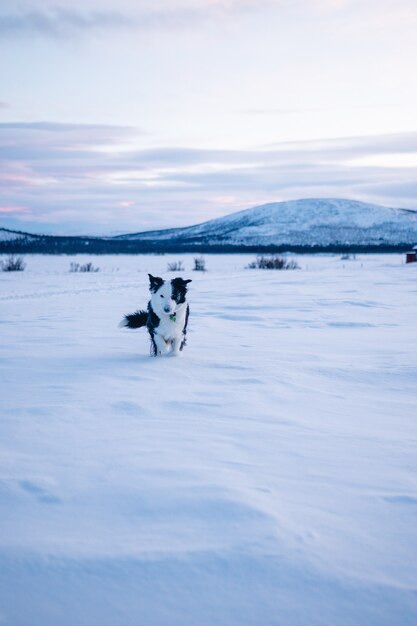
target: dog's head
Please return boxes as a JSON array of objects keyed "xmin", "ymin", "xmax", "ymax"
[{"xmin": 148, "ymin": 274, "xmax": 192, "ymax": 316}]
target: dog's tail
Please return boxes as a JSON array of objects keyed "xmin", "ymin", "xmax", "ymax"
[{"xmin": 120, "ymin": 309, "xmax": 148, "ymax": 329}]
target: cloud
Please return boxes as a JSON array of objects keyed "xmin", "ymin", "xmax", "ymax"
[
  {"xmin": 0, "ymin": 121, "xmax": 140, "ymax": 162},
  {"xmin": 0, "ymin": 7, "xmax": 134, "ymax": 39},
  {"xmin": 2, "ymin": 0, "xmax": 414, "ymax": 42},
  {"xmin": 0, "ymin": 1, "xmax": 278, "ymax": 40},
  {"xmin": 0, "ymin": 205, "xmax": 30, "ymax": 214},
  {"xmin": 239, "ymin": 103, "xmax": 405, "ymax": 116},
  {"xmin": 1, "ymin": 121, "xmax": 416, "ymax": 234}
]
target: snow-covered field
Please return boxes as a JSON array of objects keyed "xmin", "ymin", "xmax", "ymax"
[{"xmin": 1, "ymin": 253, "xmax": 416, "ymax": 626}]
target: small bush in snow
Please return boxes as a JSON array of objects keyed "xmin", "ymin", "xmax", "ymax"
[
  {"xmin": 167, "ymin": 261, "xmax": 185, "ymax": 272},
  {"xmin": 247, "ymin": 255, "xmax": 300, "ymax": 270},
  {"xmin": 70, "ymin": 262, "xmax": 100, "ymax": 273},
  {"xmin": 193, "ymin": 256, "xmax": 206, "ymax": 272},
  {"xmin": 0, "ymin": 255, "xmax": 26, "ymax": 272}
]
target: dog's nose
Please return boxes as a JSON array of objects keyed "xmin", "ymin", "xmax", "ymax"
[{"xmin": 164, "ymin": 306, "xmax": 171, "ymax": 313}]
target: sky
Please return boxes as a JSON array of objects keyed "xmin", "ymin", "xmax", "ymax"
[{"xmin": 1, "ymin": 0, "xmax": 417, "ymax": 235}]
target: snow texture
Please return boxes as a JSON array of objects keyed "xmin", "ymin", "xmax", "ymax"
[
  {"xmin": 1, "ymin": 253, "xmax": 417, "ymax": 626},
  {"xmin": 0, "ymin": 229, "xmax": 37, "ymax": 243},
  {"xmin": 117, "ymin": 198, "xmax": 417, "ymax": 247}
]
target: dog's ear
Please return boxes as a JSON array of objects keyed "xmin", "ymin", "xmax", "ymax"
[
  {"xmin": 148, "ymin": 274, "xmax": 164, "ymax": 292},
  {"xmin": 171, "ymin": 277, "xmax": 192, "ymax": 290},
  {"xmin": 172, "ymin": 277, "xmax": 192, "ymax": 285}
]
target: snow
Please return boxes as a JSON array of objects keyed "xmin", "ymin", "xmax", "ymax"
[
  {"xmin": 0, "ymin": 228, "xmax": 37, "ymax": 243},
  {"xmin": 1, "ymin": 253, "xmax": 417, "ymax": 626},
  {"xmin": 117, "ymin": 199, "xmax": 417, "ymax": 247}
]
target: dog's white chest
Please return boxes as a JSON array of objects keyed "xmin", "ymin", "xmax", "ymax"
[{"xmin": 156, "ymin": 309, "xmax": 185, "ymax": 340}]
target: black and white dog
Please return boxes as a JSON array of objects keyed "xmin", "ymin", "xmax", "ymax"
[{"xmin": 121, "ymin": 274, "xmax": 192, "ymax": 356}]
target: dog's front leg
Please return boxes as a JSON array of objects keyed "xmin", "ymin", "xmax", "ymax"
[
  {"xmin": 153, "ymin": 334, "xmax": 168, "ymax": 356},
  {"xmin": 169, "ymin": 336, "xmax": 183, "ymax": 357}
]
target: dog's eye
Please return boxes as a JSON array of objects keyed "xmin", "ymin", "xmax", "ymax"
[{"xmin": 160, "ymin": 294, "xmax": 164, "ymax": 298}]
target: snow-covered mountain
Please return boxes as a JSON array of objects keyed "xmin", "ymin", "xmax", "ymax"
[
  {"xmin": 115, "ymin": 198, "xmax": 417, "ymax": 247},
  {"xmin": 1, "ymin": 199, "xmax": 417, "ymax": 252}
]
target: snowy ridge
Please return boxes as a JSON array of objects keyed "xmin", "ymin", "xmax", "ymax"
[
  {"xmin": 116, "ymin": 198, "xmax": 417, "ymax": 247},
  {"xmin": 0, "ymin": 227, "xmax": 39, "ymax": 243}
]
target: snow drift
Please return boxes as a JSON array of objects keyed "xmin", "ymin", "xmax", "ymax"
[{"xmin": 1, "ymin": 253, "xmax": 417, "ymax": 625}]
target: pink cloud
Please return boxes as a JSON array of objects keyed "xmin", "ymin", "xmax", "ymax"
[
  {"xmin": 0, "ymin": 206, "xmax": 31, "ymax": 214},
  {"xmin": 0, "ymin": 173, "xmax": 33, "ymax": 184}
]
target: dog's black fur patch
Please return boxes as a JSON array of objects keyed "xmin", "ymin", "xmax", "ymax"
[
  {"xmin": 146, "ymin": 302, "xmax": 161, "ymax": 356},
  {"xmin": 148, "ymin": 274, "xmax": 164, "ymax": 293},
  {"xmin": 180, "ymin": 304, "xmax": 190, "ymax": 351},
  {"xmin": 171, "ymin": 277, "xmax": 192, "ymax": 305},
  {"xmin": 122, "ymin": 309, "xmax": 148, "ymax": 329}
]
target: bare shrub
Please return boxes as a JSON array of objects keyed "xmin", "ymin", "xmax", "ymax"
[
  {"xmin": 193, "ymin": 256, "xmax": 206, "ymax": 272},
  {"xmin": 247, "ymin": 255, "xmax": 300, "ymax": 270},
  {"xmin": 167, "ymin": 261, "xmax": 185, "ymax": 272},
  {"xmin": 70, "ymin": 261, "xmax": 100, "ymax": 273},
  {"xmin": 0, "ymin": 255, "xmax": 26, "ymax": 272}
]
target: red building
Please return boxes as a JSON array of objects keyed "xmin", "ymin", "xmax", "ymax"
[{"xmin": 406, "ymin": 246, "xmax": 417, "ymax": 263}]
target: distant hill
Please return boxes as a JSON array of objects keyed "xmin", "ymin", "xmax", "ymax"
[
  {"xmin": 114, "ymin": 198, "xmax": 417, "ymax": 248},
  {"xmin": 1, "ymin": 199, "xmax": 417, "ymax": 254}
]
